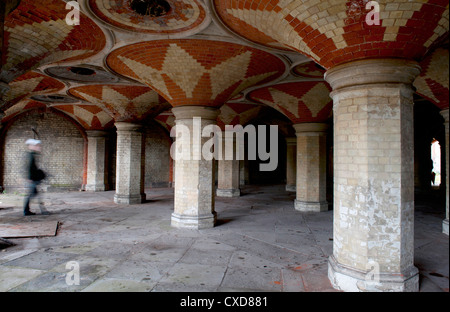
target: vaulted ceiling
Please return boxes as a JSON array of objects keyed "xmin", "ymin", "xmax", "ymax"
[{"xmin": 1, "ymin": 0, "xmax": 448, "ymax": 133}]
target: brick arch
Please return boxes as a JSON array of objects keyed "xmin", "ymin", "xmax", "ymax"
[
  {"xmin": 1, "ymin": 71, "xmax": 66, "ymax": 112},
  {"xmin": 106, "ymin": 39, "xmax": 286, "ymax": 107},
  {"xmin": 69, "ymin": 85, "xmax": 170, "ymax": 122},
  {"xmin": 214, "ymin": 0, "xmax": 449, "ymax": 69},
  {"xmin": 248, "ymin": 81, "xmax": 333, "ymax": 123},
  {"xmin": 0, "ymin": 107, "xmax": 88, "ymax": 191},
  {"xmin": 414, "ymin": 47, "xmax": 449, "ymax": 110},
  {"xmin": 1, "ymin": 0, "xmax": 107, "ymax": 83},
  {"xmin": 89, "ymin": 0, "xmax": 207, "ymax": 35}
]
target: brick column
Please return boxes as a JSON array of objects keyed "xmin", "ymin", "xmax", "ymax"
[
  {"xmin": 285, "ymin": 137, "xmax": 297, "ymax": 192},
  {"xmin": 441, "ymin": 109, "xmax": 449, "ymax": 235},
  {"xmin": 293, "ymin": 124, "xmax": 328, "ymax": 211},
  {"xmin": 85, "ymin": 130, "xmax": 108, "ymax": 192},
  {"xmin": 325, "ymin": 59, "xmax": 421, "ymax": 292},
  {"xmin": 217, "ymin": 132, "xmax": 240, "ymax": 197},
  {"xmin": 114, "ymin": 122, "xmax": 145, "ymax": 204},
  {"xmin": 171, "ymin": 106, "xmax": 220, "ymax": 229}
]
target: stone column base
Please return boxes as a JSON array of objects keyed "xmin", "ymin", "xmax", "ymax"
[
  {"xmin": 443, "ymin": 219, "xmax": 449, "ymax": 235},
  {"xmin": 294, "ymin": 200, "xmax": 328, "ymax": 212},
  {"xmin": 171, "ymin": 212, "xmax": 217, "ymax": 230},
  {"xmin": 285, "ymin": 184, "xmax": 296, "ymax": 192},
  {"xmin": 216, "ymin": 188, "xmax": 241, "ymax": 197},
  {"xmin": 328, "ymin": 256, "xmax": 419, "ymax": 292},
  {"xmin": 85, "ymin": 184, "xmax": 107, "ymax": 192},
  {"xmin": 114, "ymin": 193, "xmax": 146, "ymax": 205}
]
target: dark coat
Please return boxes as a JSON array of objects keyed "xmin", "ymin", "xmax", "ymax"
[{"xmin": 26, "ymin": 151, "xmax": 45, "ymax": 182}]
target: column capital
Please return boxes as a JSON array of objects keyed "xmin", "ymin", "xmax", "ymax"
[
  {"xmin": 440, "ymin": 108, "xmax": 449, "ymax": 124},
  {"xmin": 114, "ymin": 122, "xmax": 143, "ymax": 132},
  {"xmin": 286, "ymin": 137, "xmax": 297, "ymax": 145},
  {"xmin": 293, "ymin": 123, "xmax": 328, "ymax": 135},
  {"xmin": 325, "ymin": 58, "xmax": 421, "ymax": 92},
  {"xmin": 172, "ymin": 105, "xmax": 219, "ymax": 121},
  {"xmin": 85, "ymin": 130, "xmax": 109, "ymax": 137}
]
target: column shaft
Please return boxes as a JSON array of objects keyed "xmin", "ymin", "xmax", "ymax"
[
  {"xmin": 114, "ymin": 122, "xmax": 145, "ymax": 204},
  {"xmin": 293, "ymin": 123, "xmax": 328, "ymax": 212},
  {"xmin": 325, "ymin": 59, "xmax": 421, "ymax": 292},
  {"xmin": 171, "ymin": 106, "xmax": 219, "ymax": 229},
  {"xmin": 217, "ymin": 133, "xmax": 240, "ymax": 197},
  {"xmin": 285, "ymin": 137, "xmax": 297, "ymax": 192},
  {"xmin": 441, "ymin": 109, "xmax": 449, "ymax": 235},
  {"xmin": 85, "ymin": 130, "xmax": 108, "ymax": 192}
]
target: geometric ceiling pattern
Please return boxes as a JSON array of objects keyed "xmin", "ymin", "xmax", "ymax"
[
  {"xmin": 1, "ymin": 0, "xmax": 449, "ymax": 133},
  {"xmin": 69, "ymin": 85, "xmax": 170, "ymax": 122},
  {"xmin": 1, "ymin": 71, "xmax": 65, "ymax": 111},
  {"xmin": 106, "ymin": 39, "xmax": 286, "ymax": 107},
  {"xmin": 52, "ymin": 104, "xmax": 115, "ymax": 130},
  {"xmin": 414, "ymin": 47, "xmax": 449, "ymax": 110},
  {"xmin": 89, "ymin": 0, "xmax": 207, "ymax": 34},
  {"xmin": 249, "ymin": 82, "xmax": 333, "ymax": 124},
  {"xmin": 1, "ymin": 0, "xmax": 106, "ymax": 83},
  {"xmin": 214, "ymin": 0, "xmax": 449, "ymax": 69}
]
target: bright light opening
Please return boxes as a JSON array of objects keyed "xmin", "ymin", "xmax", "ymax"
[{"xmin": 431, "ymin": 139, "xmax": 441, "ymax": 187}]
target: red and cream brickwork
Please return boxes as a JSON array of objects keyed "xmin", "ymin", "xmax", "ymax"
[
  {"xmin": 89, "ymin": 0, "xmax": 207, "ymax": 34},
  {"xmin": 1, "ymin": 0, "xmax": 106, "ymax": 83},
  {"xmin": 106, "ymin": 40, "xmax": 286, "ymax": 107},
  {"xmin": 414, "ymin": 47, "xmax": 449, "ymax": 110},
  {"xmin": 214, "ymin": 0, "xmax": 449, "ymax": 69},
  {"xmin": 249, "ymin": 82, "xmax": 333, "ymax": 123},
  {"xmin": 53, "ymin": 104, "xmax": 114, "ymax": 130},
  {"xmin": 69, "ymin": 85, "xmax": 170, "ymax": 122},
  {"xmin": 217, "ymin": 102, "xmax": 262, "ymax": 128},
  {"xmin": 1, "ymin": 71, "xmax": 65, "ymax": 111}
]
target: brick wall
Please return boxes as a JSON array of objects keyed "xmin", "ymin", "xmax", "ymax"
[
  {"xmin": 1, "ymin": 110, "xmax": 86, "ymax": 192},
  {"xmin": 144, "ymin": 121, "xmax": 172, "ymax": 188}
]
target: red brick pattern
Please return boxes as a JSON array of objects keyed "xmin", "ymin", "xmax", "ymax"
[
  {"xmin": 217, "ymin": 102, "xmax": 262, "ymax": 129},
  {"xmin": 249, "ymin": 82, "xmax": 333, "ymax": 123},
  {"xmin": 106, "ymin": 39, "xmax": 286, "ymax": 107},
  {"xmin": 292, "ymin": 61, "xmax": 326, "ymax": 78},
  {"xmin": 69, "ymin": 85, "xmax": 169, "ymax": 122},
  {"xmin": 414, "ymin": 47, "xmax": 449, "ymax": 109},
  {"xmin": 89, "ymin": 0, "xmax": 206, "ymax": 34},
  {"xmin": 1, "ymin": 100, "xmax": 46, "ymax": 123},
  {"xmin": 1, "ymin": 0, "xmax": 106, "ymax": 83},
  {"xmin": 53, "ymin": 104, "xmax": 115, "ymax": 130},
  {"xmin": 1, "ymin": 71, "xmax": 65, "ymax": 111},
  {"xmin": 214, "ymin": 0, "xmax": 449, "ymax": 69}
]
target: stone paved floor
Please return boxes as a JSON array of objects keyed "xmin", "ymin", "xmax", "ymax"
[{"xmin": 0, "ymin": 185, "xmax": 448, "ymax": 292}]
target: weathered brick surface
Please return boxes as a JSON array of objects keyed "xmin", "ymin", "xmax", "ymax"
[
  {"xmin": 106, "ymin": 39, "xmax": 286, "ymax": 107},
  {"xmin": 144, "ymin": 121, "xmax": 172, "ymax": 188},
  {"xmin": 249, "ymin": 81, "xmax": 333, "ymax": 123},
  {"xmin": 214, "ymin": 0, "xmax": 449, "ymax": 69},
  {"xmin": 1, "ymin": 109, "xmax": 85, "ymax": 191}
]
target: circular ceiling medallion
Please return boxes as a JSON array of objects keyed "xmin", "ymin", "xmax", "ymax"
[
  {"xmin": 31, "ymin": 94, "xmax": 80, "ymax": 104},
  {"xmin": 45, "ymin": 66, "xmax": 120, "ymax": 83},
  {"xmin": 89, "ymin": 0, "xmax": 207, "ymax": 34}
]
